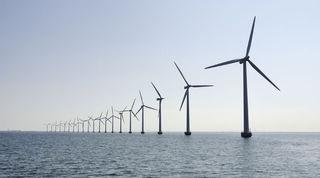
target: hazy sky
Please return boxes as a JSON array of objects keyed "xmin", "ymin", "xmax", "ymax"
[{"xmin": 1, "ymin": 0, "xmax": 319, "ymax": 132}]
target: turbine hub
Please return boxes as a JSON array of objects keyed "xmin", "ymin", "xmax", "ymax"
[{"xmin": 239, "ymin": 57, "xmax": 249, "ymax": 64}]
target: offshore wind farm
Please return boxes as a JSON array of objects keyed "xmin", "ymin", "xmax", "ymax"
[
  {"xmin": 1, "ymin": 1, "xmax": 320, "ymax": 177},
  {"xmin": 43, "ymin": 17, "xmax": 278, "ymax": 138}
]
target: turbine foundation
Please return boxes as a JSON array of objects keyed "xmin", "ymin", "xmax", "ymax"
[
  {"xmin": 241, "ymin": 131, "xmax": 252, "ymax": 138},
  {"xmin": 184, "ymin": 131, "xmax": 191, "ymax": 136}
]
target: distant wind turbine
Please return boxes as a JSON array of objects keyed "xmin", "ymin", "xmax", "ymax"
[
  {"xmin": 68, "ymin": 121, "xmax": 72, "ymax": 132},
  {"xmin": 92, "ymin": 113, "xmax": 103, "ymax": 133},
  {"xmin": 108, "ymin": 107, "xmax": 120, "ymax": 133},
  {"xmin": 56, "ymin": 122, "xmax": 58, "ymax": 132},
  {"xmin": 72, "ymin": 119, "xmax": 76, "ymax": 132},
  {"xmin": 205, "ymin": 16, "xmax": 280, "ymax": 138},
  {"xmin": 174, "ymin": 62, "xmax": 213, "ymax": 136},
  {"xmin": 136, "ymin": 90, "xmax": 157, "ymax": 134},
  {"xmin": 45, "ymin": 123, "xmax": 50, "ymax": 132},
  {"xmin": 59, "ymin": 121, "xmax": 63, "ymax": 132},
  {"xmin": 79, "ymin": 119, "xmax": 85, "ymax": 132},
  {"xmin": 116, "ymin": 106, "xmax": 127, "ymax": 133},
  {"xmin": 77, "ymin": 117, "xmax": 81, "ymax": 133},
  {"xmin": 86, "ymin": 117, "xmax": 92, "ymax": 133},
  {"xmin": 151, "ymin": 82, "xmax": 164, "ymax": 135},
  {"xmin": 96, "ymin": 113, "xmax": 104, "ymax": 133},
  {"xmin": 102, "ymin": 110, "xmax": 111, "ymax": 133},
  {"xmin": 63, "ymin": 121, "xmax": 67, "ymax": 132},
  {"xmin": 54, "ymin": 121, "xmax": 57, "ymax": 132},
  {"xmin": 123, "ymin": 99, "xmax": 139, "ymax": 134}
]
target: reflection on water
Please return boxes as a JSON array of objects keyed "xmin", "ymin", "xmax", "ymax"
[{"xmin": 0, "ymin": 132, "xmax": 319, "ymax": 177}]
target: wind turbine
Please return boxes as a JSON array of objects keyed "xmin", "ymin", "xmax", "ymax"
[
  {"xmin": 92, "ymin": 113, "xmax": 102, "ymax": 133},
  {"xmin": 79, "ymin": 119, "xmax": 85, "ymax": 132},
  {"xmin": 54, "ymin": 121, "xmax": 57, "ymax": 132},
  {"xmin": 77, "ymin": 117, "xmax": 81, "ymax": 133},
  {"xmin": 86, "ymin": 117, "xmax": 92, "ymax": 133},
  {"xmin": 72, "ymin": 119, "xmax": 76, "ymax": 132},
  {"xmin": 59, "ymin": 121, "xmax": 63, "ymax": 132},
  {"xmin": 68, "ymin": 120, "xmax": 72, "ymax": 132},
  {"xmin": 116, "ymin": 106, "xmax": 127, "ymax": 133},
  {"xmin": 56, "ymin": 122, "xmax": 59, "ymax": 132},
  {"xmin": 95, "ymin": 112, "xmax": 103, "ymax": 133},
  {"xmin": 174, "ymin": 62, "xmax": 213, "ymax": 136},
  {"xmin": 108, "ymin": 107, "xmax": 119, "ymax": 133},
  {"xmin": 136, "ymin": 90, "xmax": 157, "ymax": 134},
  {"xmin": 63, "ymin": 121, "xmax": 67, "ymax": 132},
  {"xmin": 45, "ymin": 123, "xmax": 50, "ymax": 132},
  {"xmin": 102, "ymin": 110, "xmax": 111, "ymax": 133},
  {"xmin": 151, "ymin": 82, "xmax": 164, "ymax": 135},
  {"xmin": 123, "ymin": 99, "xmax": 139, "ymax": 134},
  {"xmin": 205, "ymin": 16, "xmax": 280, "ymax": 138}
]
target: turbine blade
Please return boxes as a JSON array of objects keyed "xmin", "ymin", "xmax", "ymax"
[
  {"xmin": 136, "ymin": 106, "xmax": 143, "ymax": 115},
  {"xmin": 246, "ymin": 16, "xmax": 256, "ymax": 57},
  {"xmin": 151, "ymin": 82, "xmax": 162, "ymax": 98},
  {"xmin": 131, "ymin": 98, "xmax": 136, "ymax": 110},
  {"xmin": 145, "ymin": 105, "xmax": 157, "ymax": 111},
  {"xmin": 174, "ymin": 61, "xmax": 189, "ymax": 85},
  {"xmin": 248, "ymin": 60, "xmax": 280, "ymax": 91},
  {"xmin": 139, "ymin": 90, "xmax": 144, "ymax": 105},
  {"xmin": 179, "ymin": 90, "xmax": 188, "ymax": 111},
  {"xmin": 123, "ymin": 106, "xmax": 127, "ymax": 111},
  {"xmin": 99, "ymin": 112, "xmax": 103, "ymax": 118},
  {"xmin": 191, "ymin": 85, "xmax": 213, "ymax": 88},
  {"xmin": 205, "ymin": 58, "xmax": 243, "ymax": 69},
  {"xmin": 132, "ymin": 111, "xmax": 139, "ymax": 120}
]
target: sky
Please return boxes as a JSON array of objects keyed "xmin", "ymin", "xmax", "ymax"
[{"xmin": 0, "ymin": 0, "xmax": 319, "ymax": 132}]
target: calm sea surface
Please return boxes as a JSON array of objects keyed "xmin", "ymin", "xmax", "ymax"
[{"xmin": 0, "ymin": 132, "xmax": 319, "ymax": 177}]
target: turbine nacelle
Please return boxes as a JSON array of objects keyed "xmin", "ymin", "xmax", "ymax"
[{"xmin": 239, "ymin": 56, "xmax": 249, "ymax": 64}]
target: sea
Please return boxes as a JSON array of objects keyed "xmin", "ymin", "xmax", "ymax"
[{"xmin": 0, "ymin": 132, "xmax": 319, "ymax": 177}]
